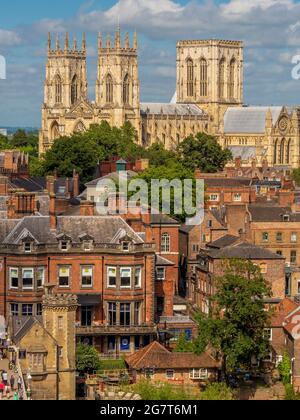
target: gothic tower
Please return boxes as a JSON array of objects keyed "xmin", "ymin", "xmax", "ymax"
[
  {"xmin": 42, "ymin": 287, "xmax": 78, "ymax": 400},
  {"xmin": 95, "ymin": 29, "xmax": 141, "ymax": 140},
  {"xmin": 39, "ymin": 33, "xmax": 88, "ymax": 154},
  {"xmin": 176, "ymin": 39, "xmax": 244, "ymax": 130}
]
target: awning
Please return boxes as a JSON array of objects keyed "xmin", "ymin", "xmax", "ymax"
[{"xmin": 77, "ymin": 294, "xmax": 101, "ymax": 306}]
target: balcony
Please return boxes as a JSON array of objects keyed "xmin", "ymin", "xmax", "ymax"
[{"xmin": 76, "ymin": 323, "xmax": 157, "ymax": 336}]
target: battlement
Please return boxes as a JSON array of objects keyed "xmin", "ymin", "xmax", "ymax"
[
  {"xmin": 43, "ymin": 289, "xmax": 78, "ymax": 308},
  {"xmin": 47, "ymin": 33, "xmax": 86, "ymax": 57},
  {"xmin": 98, "ymin": 30, "xmax": 138, "ymax": 53},
  {"xmin": 177, "ymin": 39, "xmax": 243, "ymax": 48}
]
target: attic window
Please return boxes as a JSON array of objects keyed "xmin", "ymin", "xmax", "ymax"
[
  {"xmin": 24, "ymin": 242, "xmax": 32, "ymax": 253},
  {"xmin": 83, "ymin": 241, "xmax": 92, "ymax": 251},
  {"xmin": 283, "ymin": 214, "xmax": 290, "ymax": 222},
  {"xmin": 60, "ymin": 241, "xmax": 69, "ymax": 251},
  {"xmin": 122, "ymin": 242, "xmax": 130, "ymax": 252}
]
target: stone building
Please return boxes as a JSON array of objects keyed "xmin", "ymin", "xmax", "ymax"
[{"xmin": 10, "ymin": 288, "xmax": 78, "ymax": 400}]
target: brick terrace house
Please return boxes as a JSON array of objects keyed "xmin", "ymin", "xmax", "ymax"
[
  {"xmin": 125, "ymin": 341, "xmax": 220, "ymax": 386},
  {"xmin": 189, "ymin": 238, "xmax": 286, "ymax": 314},
  {"xmin": 0, "ymin": 150, "xmax": 29, "ymax": 176}
]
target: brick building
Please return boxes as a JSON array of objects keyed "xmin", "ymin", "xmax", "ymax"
[
  {"xmin": 189, "ymin": 239, "xmax": 286, "ymax": 313},
  {"xmin": 0, "ymin": 150, "xmax": 29, "ymax": 176}
]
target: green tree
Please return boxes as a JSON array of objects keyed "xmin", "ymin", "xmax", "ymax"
[
  {"xmin": 278, "ymin": 353, "xmax": 292, "ymax": 385},
  {"xmin": 76, "ymin": 344, "xmax": 102, "ymax": 374},
  {"xmin": 292, "ymin": 168, "xmax": 300, "ymax": 187},
  {"xmin": 142, "ymin": 142, "xmax": 177, "ymax": 167},
  {"xmin": 39, "ymin": 135, "xmax": 100, "ymax": 184},
  {"xmin": 175, "ymin": 333, "xmax": 194, "ymax": 353},
  {"xmin": 200, "ymin": 383, "xmax": 234, "ymax": 400},
  {"xmin": 0, "ymin": 134, "xmax": 11, "ymax": 150},
  {"xmin": 178, "ymin": 133, "xmax": 232, "ymax": 173},
  {"xmin": 194, "ymin": 259, "xmax": 272, "ymax": 375}
]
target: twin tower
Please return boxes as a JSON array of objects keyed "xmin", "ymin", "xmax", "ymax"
[{"xmin": 40, "ymin": 30, "xmax": 140, "ymax": 153}]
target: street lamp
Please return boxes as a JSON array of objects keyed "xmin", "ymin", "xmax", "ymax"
[{"xmin": 26, "ymin": 371, "xmax": 32, "ymax": 400}]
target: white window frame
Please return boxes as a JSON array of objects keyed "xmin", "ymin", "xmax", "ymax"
[
  {"xmin": 24, "ymin": 242, "xmax": 32, "ymax": 253},
  {"xmin": 37, "ymin": 267, "xmax": 45, "ymax": 289},
  {"xmin": 233, "ymin": 193, "xmax": 242, "ymax": 202},
  {"xmin": 134, "ymin": 267, "xmax": 142, "ymax": 288},
  {"xmin": 156, "ymin": 267, "xmax": 166, "ymax": 281},
  {"xmin": 81, "ymin": 266, "xmax": 93, "ymax": 288},
  {"xmin": 58, "ymin": 266, "xmax": 70, "ymax": 288},
  {"xmin": 166, "ymin": 370, "xmax": 175, "ymax": 379},
  {"xmin": 120, "ymin": 267, "xmax": 132, "ymax": 289},
  {"xmin": 291, "ymin": 233, "xmax": 297, "ymax": 243},
  {"xmin": 161, "ymin": 234, "xmax": 171, "ymax": 253},
  {"xmin": 209, "ymin": 194, "xmax": 219, "ymax": 202},
  {"xmin": 22, "ymin": 268, "xmax": 34, "ymax": 290},
  {"xmin": 107, "ymin": 267, "xmax": 117, "ymax": 288},
  {"xmin": 264, "ymin": 328, "xmax": 273, "ymax": 342},
  {"xmin": 189, "ymin": 368, "xmax": 208, "ymax": 380},
  {"xmin": 9, "ymin": 267, "xmax": 19, "ymax": 290}
]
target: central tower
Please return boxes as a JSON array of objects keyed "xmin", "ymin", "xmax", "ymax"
[{"xmin": 96, "ymin": 29, "xmax": 141, "ymax": 139}]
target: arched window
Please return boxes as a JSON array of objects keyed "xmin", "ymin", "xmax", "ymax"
[
  {"xmin": 279, "ymin": 139, "xmax": 285, "ymax": 164},
  {"xmin": 187, "ymin": 59, "xmax": 194, "ymax": 97},
  {"xmin": 71, "ymin": 75, "xmax": 78, "ymax": 105},
  {"xmin": 74, "ymin": 121, "xmax": 86, "ymax": 133},
  {"xmin": 161, "ymin": 233, "xmax": 170, "ymax": 253},
  {"xmin": 51, "ymin": 122, "xmax": 60, "ymax": 140},
  {"xmin": 199, "ymin": 58, "xmax": 208, "ymax": 97},
  {"xmin": 286, "ymin": 139, "xmax": 291, "ymax": 164},
  {"xmin": 229, "ymin": 59, "xmax": 236, "ymax": 100},
  {"xmin": 55, "ymin": 75, "xmax": 62, "ymax": 104},
  {"xmin": 274, "ymin": 139, "xmax": 278, "ymax": 164},
  {"xmin": 122, "ymin": 74, "xmax": 130, "ymax": 105},
  {"xmin": 106, "ymin": 74, "xmax": 113, "ymax": 104},
  {"xmin": 219, "ymin": 58, "xmax": 226, "ymax": 99}
]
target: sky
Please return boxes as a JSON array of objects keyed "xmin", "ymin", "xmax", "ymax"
[{"xmin": 1, "ymin": 0, "xmax": 300, "ymax": 126}]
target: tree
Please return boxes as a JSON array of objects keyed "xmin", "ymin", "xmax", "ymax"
[
  {"xmin": 142, "ymin": 142, "xmax": 176, "ymax": 167},
  {"xmin": 292, "ymin": 168, "xmax": 300, "ymax": 187},
  {"xmin": 194, "ymin": 259, "xmax": 272, "ymax": 375},
  {"xmin": 177, "ymin": 133, "xmax": 232, "ymax": 173},
  {"xmin": 278, "ymin": 353, "xmax": 291, "ymax": 385},
  {"xmin": 39, "ymin": 134, "xmax": 100, "ymax": 184},
  {"xmin": 175, "ymin": 333, "xmax": 194, "ymax": 353},
  {"xmin": 76, "ymin": 344, "xmax": 102, "ymax": 374}
]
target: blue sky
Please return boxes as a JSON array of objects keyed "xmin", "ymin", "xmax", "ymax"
[{"xmin": 1, "ymin": 0, "xmax": 300, "ymax": 126}]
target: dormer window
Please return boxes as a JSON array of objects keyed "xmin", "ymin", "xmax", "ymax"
[
  {"xmin": 283, "ymin": 214, "xmax": 290, "ymax": 222},
  {"xmin": 122, "ymin": 241, "xmax": 130, "ymax": 252},
  {"xmin": 57, "ymin": 234, "xmax": 72, "ymax": 251},
  {"xmin": 83, "ymin": 241, "xmax": 92, "ymax": 251},
  {"xmin": 61, "ymin": 241, "xmax": 69, "ymax": 251},
  {"xmin": 24, "ymin": 243, "xmax": 32, "ymax": 253}
]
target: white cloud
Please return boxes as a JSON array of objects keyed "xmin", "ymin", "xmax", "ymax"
[{"xmin": 0, "ymin": 29, "xmax": 21, "ymax": 46}]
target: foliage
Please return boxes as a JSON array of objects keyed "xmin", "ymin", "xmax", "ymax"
[
  {"xmin": 175, "ymin": 333, "xmax": 194, "ymax": 353},
  {"xmin": 125, "ymin": 380, "xmax": 197, "ymax": 401},
  {"xmin": 292, "ymin": 168, "xmax": 300, "ymax": 187},
  {"xmin": 177, "ymin": 133, "xmax": 233, "ymax": 173},
  {"xmin": 97, "ymin": 359, "xmax": 126, "ymax": 372},
  {"xmin": 194, "ymin": 259, "xmax": 272, "ymax": 374},
  {"xmin": 285, "ymin": 383, "xmax": 300, "ymax": 400},
  {"xmin": 76, "ymin": 344, "xmax": 102, "ymax": 373},
  {"xmin": 142, "ymin": 142, "xmax": 177, "ymax": 167},
  {"xmin": 200, "ymin": 383, "xmax": 234, "ymax": 400},
  {"xmin": 278, "ymin": 353, "xmax": 292, "ymax": 385}
]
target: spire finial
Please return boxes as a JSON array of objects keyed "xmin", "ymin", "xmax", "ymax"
[
  {"xmin": 134, "ymin": 30, "xmax": 138, "ymax": 50},
  {"xmin": 73, "ymin": 35, "xmax": 77, "ymax": 51},
  {"xmin": 106, "ymin": 33, "xmax": 111, "ymax": 49},
  {"xmin": 98, "ymin": 32, "xmax": 102, "ymax": 50},
  {"xmin": 125, "ymin": 32, "xmax": 130, "ymax": 49},
  {"xmin": 82, "ymin": 33, "xmax": 86, "ymax": 52},
  {"xmin": 115, "ymin": 26, "xmax": 121, "ymax": 49},
  {"xmin": 48, "ymin": 33, "xmax": 52, "ymax": 52},
  {"xmin": 56, "ymin": 34, "xmax": 60, "ymax": 51},
  {"xmin": 64, "ymin": 32, "xmax": 69, "ymax": 52}
]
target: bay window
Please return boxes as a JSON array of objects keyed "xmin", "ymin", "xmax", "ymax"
[
  {"xmin": 58, "ymin": 266, "xmax": 70, "ymax": 288},
  {"xmin": 9, "ymin": 268, "xmax": 19, "ymax": 289},
  {"xmin": 120, "ymin": 303, "xmax": 131, "ymax": 326},
  {"xmin": 81, "ymin": 266, "xmax": 93, "ymax": 288},
  {"xmin": 107, "ymin": 267, "xmax": 117, "ymax": 288},
  {"xmin": 108, "ymin": 303, "xmax": 117, "ymax": 326},
  {"xmin": 134, "ymin": 267, "xmax": 142, "ymax": 288},
  {"xmin": 120, "ymin": 268, "xmax": 131, "ymax": 288},
  {"xmin": 37, "ymin": 267, "xmax": 45, "ymax": 289},
  {"xmin": 22, "ymin": 304, "xmax": 33, "ymax": 316}
]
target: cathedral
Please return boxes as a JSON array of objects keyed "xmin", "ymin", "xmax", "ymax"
[{"xmin": 39, "ymin": 31, "xmax": 300, "ymax": 169}]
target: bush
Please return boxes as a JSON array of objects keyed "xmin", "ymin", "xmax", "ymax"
[
  {"xmin": 97, "ymin": 359, "xmax": 126, "ymax": 372},
  {"xmin": 76, "ymin": 344, "xmax": 102, "ymax": 373},
  {"xmin": 278, "ymin": 353, "xmax": 291, "ymax": 385},
  {"xmin": 285, "ymin": 384, "xmax": 300, "ymax": 400},
  {"xmin": 126, "ymin": 380, "xmax": 198, "ymax": 401},
  {"xmin": 200, "ymin": 383, "xmax": 234, "ymax": 401}
]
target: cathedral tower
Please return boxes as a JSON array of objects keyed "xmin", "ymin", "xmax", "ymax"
[
  {"xmin": 176, "ymin": 39, "xmax": 244, "ymax": 130},
  {"xmin": 96, "ymin": 29, "xmax": 141, "ymax": 139},
  {"xmin": 39, "ymin": 33, "xmax": 88, "ymax": 153}
]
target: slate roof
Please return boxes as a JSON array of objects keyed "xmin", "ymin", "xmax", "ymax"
[
  {"xmin": 151, "ymin": 214, "xmax": 180, "ymax": 225},
  {"xmin": 207, "ymin": 235, "xmax": 240, "ymax": 249},
  {"xmin": 229, "ymin": 146, "xmax": 257, "ymax": 160},
  {"xmin": 125, "ymin": 341, "xmax": 219, "ymax": 370},
  {"xmin": 204, "ymin": 178, "xmax": 252, "ymax": 187},
  {"xmin": 85, "ymin": 170, "xmax": 137, "ymax": 187},
  {"xmin": 224, "ymin": 106, "xmax": 282, "ymax": 134},
  {"xmin": 249, "ymin": 206, "xmax": 300, "ymax": 222},
  {"xmin": 156, "ymin": 254, "xmax": 174, "ymax": 266},
  {"xmin": 140, "ymin": 103, "xmax": 206, "ymax": 116},
  {"xmin": 206, "ymin": 243, "xmax": 284, "ymax": 260},
  {"xmin": 2, "ymin": 216, "xmax": 144, "ymax": 245}
]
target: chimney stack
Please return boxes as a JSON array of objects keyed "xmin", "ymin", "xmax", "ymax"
[{"xmin": 80, "ymin": 201, "xmax": 95, "ymax": 217}]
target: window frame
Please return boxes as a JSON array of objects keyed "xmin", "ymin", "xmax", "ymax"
[
  {"xmin": 107, "ymin": 267, "xmax": 117, "ymax": 288},
  {"xmin": 81, "ymin": 266, "xmax": 94, "ymax": 288},
  {"xmin": 156, "ymin": 267, "xmax": 166, "ymax": 281},
  {"xmin": 134, "ymin": 267, "xmax": 142, "ymax": 289},
  {"xmin": 161, "ymin": 233, "xmax": 171, "ymax": 253},
  {"xmin": 9, "ymin": 267, "xmax": 19, "ymax": 290},
  {"xmin": 22, "ymin": 268, "xmax": 34, "ymax": 290},
  {"xmin": 120, "ymin": 267, "xmax": 132, "ymax": 289},
  {"xmin": 37, "ymin": 267, "xmax": 45, "ymax": 289},
  {"xmin": 58, "ymin": 266, "xmax": 71, "ymax": 288},
  {"xmin": 22, "ymin": 303, "xmax": 33, "ymax": 317}
]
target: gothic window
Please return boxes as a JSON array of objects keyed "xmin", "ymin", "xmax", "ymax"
[
  {"xmin": 286, "ymin": 139, "xmax": 291, "ymax": 164},
  {"xmin": 187, "ymin": 59, "xmax": 194, "ymax": 97},
  {"xmin": 274, "ymin": 139, "xmax": 278, "ymax": 164},
  {"xmin": 122, "ymin": 74, "xmax": 130, "ymax": 105},
  {"xmin": 219, "ymin": 58, "xmax": 226, "ymax": 99},
  {"xmin": 55, "ymin": 75, "xmax": 62, "ymax": 104},
  {"xmin": 279, "ymin": 139, "xmax": 285, "ymax": 164},
  {"xmin": 199, "ymin": 58, "xmax": 208, "ymax": 97},
  {"xmin": 71, "ymin": 75, "xmax": 78, "ymax": 105},
  {"xmin": 229, "ymin": 58, "xmax": 236, "ymax": 100},
  {"xmin": 74, "ymin": 121, "xmax": 86, "ymax": 133},
  {"xmin": 106, "ymin": 74, "xmax": 114, "ymax": 104},
  {"xmin": 51, "ymin": 122, "xmax": 60, "ymax": 140}
]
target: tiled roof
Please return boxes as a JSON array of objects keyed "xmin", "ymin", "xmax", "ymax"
[
  {"xmin": 125, "ymin": 341, "xmax": 219, "ymax": 370},
  {"xmin": 151, "ymin": 214, "xmax": 180, "ymax": 225},
  {"xmin": 207, "ymin": 235, "xmax": 240, "ymax": 249},
  {"xmin": 204, "ymin": 178, "xmax": 252, "ymax": 187},
  {"xmin": 206, "ymin": 243, "xmax": 284, "ymax": 260},
  {"xmin": 271, "ymin": 298, "xmax": 299, "ymax": 328},
  {"xmin": 249, "ymin": 206, "xmax": 300, "ymax": 222},
  {"xmin": 156, "ymin": 254, "xmax": 174, "ymax": 266},
  {"xmin": 85, "ymin": 170, "xmax": 137, "ymax": 187},
  {"xmin": 224, "ymin": 106, "xmax": 282, "ymax": 134}
]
